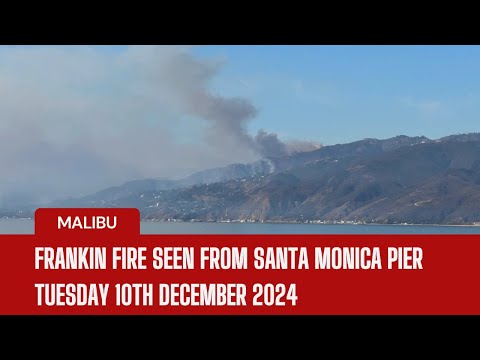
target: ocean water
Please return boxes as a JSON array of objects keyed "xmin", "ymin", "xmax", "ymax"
[{"xmin": 1, "ymin": 218, "xmax": 480, "ymax": 234}]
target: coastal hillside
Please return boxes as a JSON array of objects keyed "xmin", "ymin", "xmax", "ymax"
[{"xmin": 51, "ymin": 133, "xmax": 480, "ymax": 225}]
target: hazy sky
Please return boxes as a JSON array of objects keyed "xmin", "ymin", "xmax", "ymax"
[{"xmin": 1, "ymin": 45, "xmax": 479, "ymax": 205}]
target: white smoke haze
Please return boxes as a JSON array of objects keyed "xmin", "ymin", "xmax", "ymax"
[
  {"xmin": 0, "ymin": 45, "xmax": 320, "ymax": 206},
  {"xmin": 284, "ymin": 139, "xmax": 323, "ymax": 155}
]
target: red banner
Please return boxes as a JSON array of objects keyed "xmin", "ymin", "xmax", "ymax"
[{"xmin": 0, "ymin": 208, "xmax": 479, "ymax": 315}]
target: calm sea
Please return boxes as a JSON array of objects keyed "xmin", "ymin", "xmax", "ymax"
[{"xmin": 1, "ymin": 218, "xmax": 480, "ymax": 234}]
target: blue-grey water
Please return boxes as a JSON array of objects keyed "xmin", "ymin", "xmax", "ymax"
[{"xmin": 1, "ymin": 218, "xmax": 480, "ymax": 234}]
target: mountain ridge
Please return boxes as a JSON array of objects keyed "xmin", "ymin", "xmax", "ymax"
[{"xmin": 43, "ymin": 132, "xmax": 480, "ymax": 225}]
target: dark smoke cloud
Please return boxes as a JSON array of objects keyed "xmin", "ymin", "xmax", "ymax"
[
  {"xmin": 253, "ymin": 130, "xmax": 322, "ymax": 157},
  {"xmin": 253, "ymin": 130, "xmax": 288, "ymax": 157}
]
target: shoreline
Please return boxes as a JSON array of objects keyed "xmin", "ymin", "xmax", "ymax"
[
  {"xmin": 141, "ymin": 219, "xmax": 480, "ymax": 228},
  {"xmin": 1, "ymin": 217, "xmax": 480, "ymax": 228}
]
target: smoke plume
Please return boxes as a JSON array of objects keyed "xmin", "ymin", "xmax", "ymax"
[
  {"xmin": 0, "ymin": 45, "xmax": 321, "ymax": 206},
  {"xmin": 130, "ymin": 47, "xmax": 320, "ymax": 158}
]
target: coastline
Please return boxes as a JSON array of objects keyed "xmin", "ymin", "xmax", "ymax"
[
  {"xmin": 1, "ymin": 217, "xmax": 480, "ymax": 228},
  {"xmin": 140, "ymin": 218, "xmax": 480, "ymax": 228}
]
